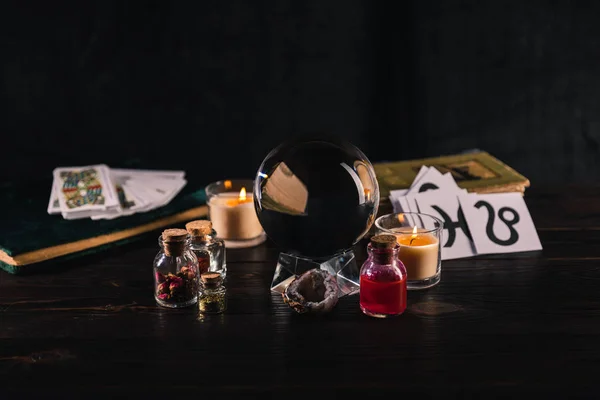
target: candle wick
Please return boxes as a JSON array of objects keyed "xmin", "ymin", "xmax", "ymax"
[{"xmin": 410, "ymin": 237, "xmax": 416, "ymax": 245}]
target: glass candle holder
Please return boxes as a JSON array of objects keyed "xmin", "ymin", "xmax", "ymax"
[
  {"xmin": 375, "ymin": 212, "xmax": 443, "ymax": 290},
  {"xmin": 205, "ymin": 179, "xmax": 267, "ymax": 248}
]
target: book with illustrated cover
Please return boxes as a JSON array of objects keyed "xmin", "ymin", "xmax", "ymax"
[{"xmin": 373, "ymin": 151, "xmax": 530, "ymax": 200}]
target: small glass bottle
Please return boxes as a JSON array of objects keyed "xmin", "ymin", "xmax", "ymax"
[
  {"xmin": 153, "ymin": 228, "xmax": 200, "ymax": 308},
  {"xmin": 186, "ymin": 220, "xmax": 226, "ymax": 277},
  {"xmin": 198, "ymin": 271, "xmax": 226, "ymax": 314},
  {"xmin": 359, "ymin": 234, "xmax": 407, "ymax": 318}
]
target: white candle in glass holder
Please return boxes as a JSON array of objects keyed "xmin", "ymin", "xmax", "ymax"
[
  {"xmin": 208, "ymin": 187, "xmax": 263, "ymax": 240},
  {"xmin": 393, "ymin": 226, "xmax": 439, "ymax": 281}
]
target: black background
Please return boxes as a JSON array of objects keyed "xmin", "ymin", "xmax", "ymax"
[{"xmin": 3, "ymin": 0, "xmax": 600, "ymax": 186}]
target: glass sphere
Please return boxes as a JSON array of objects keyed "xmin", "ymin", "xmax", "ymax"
[{"xmin": 254, "ymin": 138, "xmax": 380, "ymax": 259}]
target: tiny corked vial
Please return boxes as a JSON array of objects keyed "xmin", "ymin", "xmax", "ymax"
[
  {"xmin": 359, "ymin": 234, "xmax": 407, "ymax": 318},
  {"xmin": 198, "ymin": 271, "xmax": 226, "ymax": 314},
  {"xmin": 153, "ymin": 228, "xmax": 200, "ymax": 308},
  {"xmin": 186, "ymin": 220, "xmax": 226, "ymax": 277}
]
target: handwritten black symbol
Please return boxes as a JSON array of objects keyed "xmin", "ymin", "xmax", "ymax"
[
  {"xmin": 418, "ymin": 183, "xmax": 439, "ymax": 193},
  {"xmin": 431, "ymin": 205, "xmax": 473, "ymax": 247},
  {"xmin": 474, "ymin": 200, "xmax": 520, "ymax": 246}
]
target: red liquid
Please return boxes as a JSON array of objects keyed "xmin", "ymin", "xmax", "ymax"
[{"xmin": 360, "ymin": 275, "xmax": 407, "ymax": 316}]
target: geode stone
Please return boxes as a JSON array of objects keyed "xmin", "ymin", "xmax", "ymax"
[{"xmin": 282, "ymin": 269, "xmax": 339, "ymax": 313}]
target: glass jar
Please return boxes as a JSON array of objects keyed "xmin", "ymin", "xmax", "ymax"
[
  {"xmin": 185, "ymin": 220, "xmax": 226, "ymax": 277},
  {"xmin": 198, "ymin": 271, "xmax": 226, "ymax": 314},
  {"xmin": 359, "ymin": 234, "xmax": 407, "ymax": 318},
  {"xmin": 375, "ymin": 212, "xmax": 443, "ymax": 290},
  {"xmin": 153, "ymin": 228, "xmax": 200, "ymax": 308},
  {"xmin": 205, "ymin": 179, "xmax": 266, "ymax": 248}
]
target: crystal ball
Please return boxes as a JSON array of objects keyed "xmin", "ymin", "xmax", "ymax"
[{"xmin": 254, "ymin": 138, "xmax": 380, "ymax": 259}]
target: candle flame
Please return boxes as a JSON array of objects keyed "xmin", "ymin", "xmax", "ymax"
[
  {"xmin": 397, "ymin": 214, "xmax": 405, "ymax": 223},
  {"xmin": 409, "ymin": 225, "xmax": 418, "ymax": 245},
  {"xmin": 364, "ymin": 188, "xmax": 371, "ymax": 202},
  {"xmin": 239, "ymin": 187, "xmax": 247, "ymax": 201},
  {"xmin": 224, "ymin": 180, "xmax": 232, "ymax": 190}
]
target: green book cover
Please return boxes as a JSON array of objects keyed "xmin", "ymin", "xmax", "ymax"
[{"xmin": 0, "ymin": 178, "xmax": 207, "ymax": 274}]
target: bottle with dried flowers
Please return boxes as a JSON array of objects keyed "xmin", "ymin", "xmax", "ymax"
[{"xmin": 153, "ymin": 228, "xmax": 200, "ymax": 308}]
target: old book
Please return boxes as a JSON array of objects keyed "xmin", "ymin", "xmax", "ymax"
[
  {"xmin": 0, "ymin": 184, "xmax": 207, "ymax": 274},
  {"xmin": 373, "ymin": 151, "xmax": 530, "ymax": 200}
]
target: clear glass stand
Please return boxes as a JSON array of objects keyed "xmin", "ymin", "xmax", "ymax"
[{"xmin": 270, "ymin": 250, "xmax": 360, "ymax": 297}]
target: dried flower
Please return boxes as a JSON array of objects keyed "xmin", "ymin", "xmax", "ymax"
[
  {"xmin": 155, "ymin": 264, "xmax": 199, "ymax": 306},
  {"xmin": 177, "ymin": 266, "xmax": 195, "ymax": 281},
  {"xmin": 157, "ymin": 282, "xmax": 168, "ymax": 294},
  {"xmin": 169, "ymin": 276, "xmax": 183, "ymax": 292},
  {"xmin": 157, "ymin": 293, "xmax": 169, "ymax": 300}
]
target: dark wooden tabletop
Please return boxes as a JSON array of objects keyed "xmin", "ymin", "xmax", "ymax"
[{"xmin": 1, "ymin": 186, "xmax": 600, "ymax": 398}]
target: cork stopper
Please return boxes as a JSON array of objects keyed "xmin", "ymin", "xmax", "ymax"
[
  {"xmin": 161, "ymin": 228, "xmax": 188, "ymax": 256},
  {"xmin": 185, "ymin": 220, "xmax": 212, "ymax": 236},
  {"xmin": 370, "ymin": 234, "xmax": 398, "ymax": 249},
  {"xmin": 201, "ymin": 271, "xmax": 222, "ymax": 287},
  {"xmin": 162, "ymin": 228, "xmax": 188, "ymax": 242}
]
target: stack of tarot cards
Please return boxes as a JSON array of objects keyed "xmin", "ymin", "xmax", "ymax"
[
  {"xmin": 388, "ymin": 166, "xmax": 542, "ymax": 260},
  {"xmin": 47, "ymin": 164, "xmax": 187, "ymax": 220}
]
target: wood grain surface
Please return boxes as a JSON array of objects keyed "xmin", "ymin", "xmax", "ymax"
[{"xmin": 1, "ymin": 186, "xmax": 599, "ymax": 398}]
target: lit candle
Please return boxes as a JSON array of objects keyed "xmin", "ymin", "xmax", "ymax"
[
  {"xmin": 394, "ymin": 226, "xmax": 439, "ymax": 281},
  {"xmin": 208, "ymin": 186, "xmax": 264, "ymax": 240}
]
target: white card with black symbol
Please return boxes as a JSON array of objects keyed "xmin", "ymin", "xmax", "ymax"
[
  {"xmin": 458, "ymin": 193, "xmax": 542, "ymax": 255},
  {"xmin": 408, "ymin": 166, "xmax": 430, "ymax": 189},
  {"xmin": 404, "ymin": 193, "xmax": 420, "ymax": 213},
  {"xmin": 391, "ymin": 193, "xmax": 419, "ymax": 213},
  {"xmin": 389, "ymin": 188, "xmax": 408, "ymax": 213},
  {"xmin": 406, "ymin": 167, "xmax": 462, "ymax": 195},
  {"xmin": 413, "ymin": 191, "xmax": 477, "ymax": 260}
]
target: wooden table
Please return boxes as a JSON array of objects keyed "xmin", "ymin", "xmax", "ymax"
[{"xmin": 1, "ymin": 186, "xmax": 599, "ymax": 397}]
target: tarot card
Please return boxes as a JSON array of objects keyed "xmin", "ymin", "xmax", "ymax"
[
  {"xmin": 118, "ymin": 183, "xmax": 148, "ymax": 213},
  {"xmin": 442, "ymin": 172, "xmax": 468, "ymax": 194},
  {"xmin": 61, "ymin": 209, "xmax": 100, "ymax": 220},
  {"xmin": 396, "ymin": 196, "xmax": 412, "ymax": 213},
  {"xmin": 111, "ymin": 173, "xmax": 150, "ymax": 211},
  {"xmin": 124, "ymin": 177, "xmax": 187, "ymax": 210},
  {"xmin": 47, "ymin": 182, "xmax": 61, "ymax": 214},
  {"xmin": 404, "ymin": 194, "xmax": 420, "ymax": 213},
  {"xmin": 121, "ymin": 181, "xmax": 159, "ymax": 211},
  {"xmin": 53, "ymin": 165, "xmax": 119, "ymax": 213},
  {"xmin": 392, "ymin": 193, "xmax": 420, "ymax": 213},
  {"xmin": 406, "ymin": 167, "xmax": 462, "ymax": 196},
  {"xmin": 459, "ymin": 193, "xmax": 542, "ymax": 255},
  {"xmin": 90, "ymin": 183, "xmax": 149, "ymax": 220},
  {"xmin": 413, "ymin": 190, "xmax": 477, "ymax": 260},
  {"xmin": 389, "ymin": 188, "xmax": 408, "ymax": 213},
  {"xmin": 111, "ymin": 168, "xmax": 185, "ymax": 181},
  {"xmin": 121, "ymin": 180, "xmax": 167, "ymax": 212},
  {"xmin": 390, "ymin": 188, "xmax": 409, "ymax": 199},
  {"xmin": 408, "ymin": 166, "xmax": 430, "ymax": 189},
  {"xmin": 156, "ymin": 178, "xmax": 187, "ymax": 206}
]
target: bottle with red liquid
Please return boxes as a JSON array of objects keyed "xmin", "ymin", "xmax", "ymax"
[{"xmin": 360, "ymin": 234, "xmax": 407, "ymax": 318}]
